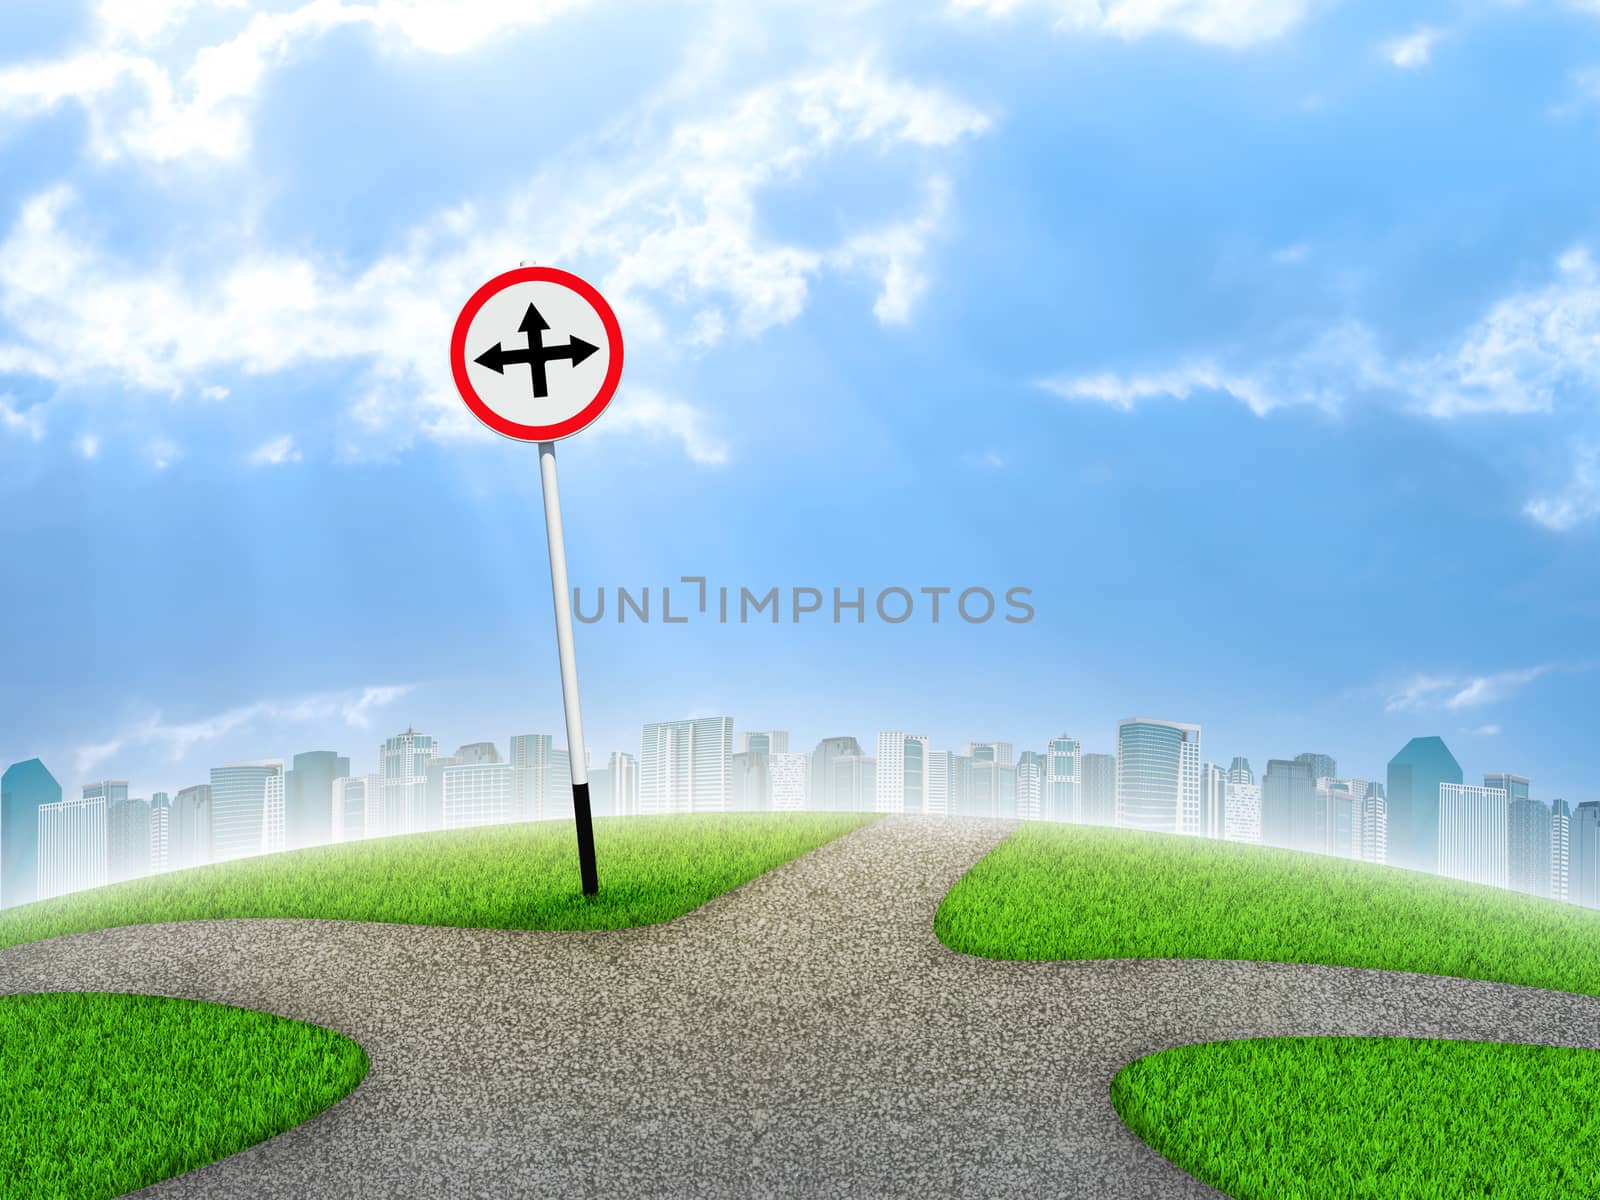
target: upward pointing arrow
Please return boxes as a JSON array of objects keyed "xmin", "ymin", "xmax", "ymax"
[{"xmin": 475, "ymin": 302, "xmax": 598, "ymax": 398}]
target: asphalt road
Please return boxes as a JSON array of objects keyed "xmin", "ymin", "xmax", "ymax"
[{"xmin": 4, "ymin": 815, "xmax": 1600, "ymax": 1198}]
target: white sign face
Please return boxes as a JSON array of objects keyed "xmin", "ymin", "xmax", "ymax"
[{"xmin": 450, "ymin": 267, "xmax": 624, "ymax": 443}]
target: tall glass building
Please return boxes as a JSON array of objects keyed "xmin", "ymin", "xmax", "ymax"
[
  {"xmin": 874, "ymin": 731, "xmax": 928, "ymax": 815},
  {"xmin": 639, "ymin": 717, "xmax": 733, "ymax": 814},
  {"xmin": 1115, "ymin": 719, "xmax": 1201, "ymax": 834},
  {"xmin": 171, "ymin": 784, "xmax": 212, "ymax": 870},
  {"xmin": 1568, "ymin": 801, "xmax": 1600, "ymax": 907},
  {"xmin": 1386, "ymin": 736, "xmax": 1463, "ymax": 874},
  {"xmin": 1080, "ymin": 753, "xmax": 1117, "ymax": 826},
  {"xmin": 286, "ymin": 750, "xmax": 349, "ymax": 850},
  {"xmin": 1439, "ymin": 782, "xmax": 1509, "ymax": 888},
  {"xmin": 810, "ymin": 737, "xmax": 862, "ymax": 811},
  {"xmin": 1262, "ymin": 759, "xmax": 1317, "ymax": 852},
  {"xmin": 1, "ymin": 758, "xmax": 61, "ymax": 907},
  {"xmin": 209, "ymin": 761, "xmax": 285, "ymax": 862},
  {"xmin": 380, "ymin": 730, "xmax": 435, "ymax": 836},
  {"xmin": 1046, "ymin": 736, "xmax": 1081, "ymax": 823}
]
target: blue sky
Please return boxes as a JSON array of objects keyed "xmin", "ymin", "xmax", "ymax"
[{"xmin": 3, "ymin": 0, "xmax": 1600, "ymax": 802}]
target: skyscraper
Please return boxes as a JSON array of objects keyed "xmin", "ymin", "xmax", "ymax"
[
  {"xmin": 149, "ymin": 792, "xmax": 171, "ymax": 875},
  {"xmin": 810, "ymin": 737, "xmax": 863, "ymax": 811},
  {"xmin": 1438, "ymin": 782, "xmax": 1509, "ymax": 889},
  {"xmin": 1115, "ymin": 719, "xmax": 1201, "ymax": 834},
  {"xmin": 285, "ymin": 751, "xmax": 349, "ymax": 851},
  {"xmin": 769, "ymin": 753, "xmax": 809, "ymax": 812},
  {"xmin": 37, "ymin": 793, "xmax": 108, "ymax": 899},
  {"xmin": 1387, "ymin": 737, "xmax": 1463, "ymax": 874},
  {"xmin": 1224, "ymin": 775, "xmax": 1263, "ymax": 845},
  {"xmin": 331, "ymin": 776, "xmax": 368, "ymax": 842},
  {"xmin": 1348, "ymin": 780, "xmax": 1387, "ymax": 865},
  {"xmin": 604, "ymin": 751, "xmax": 638, "ymax": 816},
  {"xmin": 639, "ymin": 718, "xmax": 733, "ymax": 814},
  {"xmin": 1227, "ymin": 757, "xmax": 1254, "ymax": 787},
  {"xmin": 1494, "ymin": 774, "xmax": 1549, "ymax": 898},
  {"xmin": 170, "ymin": 784, "xmax": 212, "ymax": 870},
  {"xmin": 380, "ymin": 730, "xmax": 435, "ymax": 836},
  {"xmin": 925, "ymin": 750, "xmax": 952, "ymax": 817},
  {"xmin": 1568, "ymin": 801, "xmax": 1600, "ymax": 907},
  {"xmin": 101, "ymin": 785, "xmax": 151, "ymax": 884},
  {"xmin": 1080, "ymin": 753, "xmax": 1117, "ymax": 826},
  {"xmin": 1199, "ymin": 763, "xmax": 1227, "ymax": 840},
  {"xmin": 875, "ymin": 732, "xmax": 929, "ymax": 815},
  {"xmin": 1262, "ymin": 759, "xmax": 1317, "ymax": 852},
  {"xmin": 1551, "ymin": 798, "xmax": 1572, "ymax": 904},
  {"xmin": 456, "ymin": 742, "xmax": 501, "ymax": 765},
  {"xmin": 2, "ymin": 758, "xmax": 60, "ymax": 907},
  {"xmin": 1016, "ymin": 751, "xmax": 1046, "ymax": 822},
  {"xmin": 209, "ymin": 761, "xmax": 285, "ymax": 861},
  {"xmin": 731, "ymin": 750, "xmax": 770, "ymax": 811},
  {"xmin": 1045, "ymin": 736, "xmax": 1081, "ymax": 823}
]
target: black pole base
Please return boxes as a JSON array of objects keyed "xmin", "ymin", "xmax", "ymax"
[{"xmin": 572, "ymin": 781, "xmax": 599, "ymax": 895}]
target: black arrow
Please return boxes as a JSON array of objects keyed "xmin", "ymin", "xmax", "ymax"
[{"xmin": 473, "ymin": 302, "xmax": 599, "ymax": 398}]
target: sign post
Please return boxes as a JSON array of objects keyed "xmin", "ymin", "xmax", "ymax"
[{"xmin": 450, "ymin": 266, "xmax": 624, "ymax": 895}]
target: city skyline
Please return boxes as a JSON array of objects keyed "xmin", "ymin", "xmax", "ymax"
[{"xmin": 2, "ymin": 705, "xmax": 1587, "ymax": 912}]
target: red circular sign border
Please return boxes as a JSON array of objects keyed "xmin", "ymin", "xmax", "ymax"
[{"xmin": 450, "ymin": 266, "xmax": 625, "ymax": 443}]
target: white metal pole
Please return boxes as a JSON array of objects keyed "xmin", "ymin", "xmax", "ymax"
[{"xmin": 537, "ymin": 439, "xmax": 597, "ymax": 893}]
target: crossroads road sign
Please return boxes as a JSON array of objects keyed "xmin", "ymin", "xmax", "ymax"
[{"xmin": 450, "ymin": 266, "xmax": 624, "ymax": 443}]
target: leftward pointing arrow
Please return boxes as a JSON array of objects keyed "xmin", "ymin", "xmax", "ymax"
[{"xmin": 474, "ymin": 302, "xmax": 599, "ymax": 398}]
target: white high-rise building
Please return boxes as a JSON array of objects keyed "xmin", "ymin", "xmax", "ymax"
[
  {"xmin": 603, "ymin": 751, "xmax": 639, "ymax": 816},
  {"xmin": 1344, "ymin": 780, "xmax": 1387, "ymax": 865},
  {"xmin": 1116, "ymin": 719, "xmax": 1202, "ymax": 834},
  {"xmin": 640, "ymin": 718, "xmax": 733, "ymax": 814},
  {"xmin": 209, "ymin": 761, "xmax": 284, "ymax": 862},
  {"xmin": 263, "ymin": 771, "xmax": 285, "ymax": 854},
  {"xmin": 331, "ymin": 775, "xmax": 371, "ymax": 842},
  {"xmin": 149, "ymin": 792, "xmax": 171, "ymax": 875},
  {"xmin": 442, "ymin": 762, "xmax": 514, "ymax": 830},
  {"xmin": 1016, "ymin": 751, "xmax": 1047, "ymax": 822},
  {"xmin": 1046, "ymin": 736, "xmax": 1081, "ymax": 822},
  {"xmin": 1438, "ymin": 782, "xmax": 1509, "ymax": 888},
  {"xmin": 1199, "ymin": 763, "xmax": 1227, "ymax": 840},
  {"xmin": 769, "ymin": 753, "xmax": 810, "ymax": 812},
  {"xmin": 37, "ymin": 795, "xmax": 108, "ymax": 899},
  {"xmin": 925, "ymin": 751, "xmax": 954, "ymax": 817},
  {"xmin": 1552, "ymin": 799, "xmax": 1571, "ymax": 903},
  {"xmin": 875, "ymin": 731, "xmax": 929, "ymax": 815},
  {"xmin": 1224, "ymin": 780, "xmax": 1262, "ymax": 844},
  {"xmin": 379, "ymin": 730, "xmax": 435, "ymax": 837}
]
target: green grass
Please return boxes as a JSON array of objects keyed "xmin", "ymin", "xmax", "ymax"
[
  {"xmin": 0, "ymin": 813, "xmax": 876, "ymax": 952},
  {"xmin": 1111, "ymin": 1036, "xmax": 1600, "ymax": 1199},
  {"xmin": 0, "ymin": 990, "xmax": 367, "ymax": 1200},
  {"xmin": 935, "ymin": 822, "xmax": 1600, "ymax": 997}
]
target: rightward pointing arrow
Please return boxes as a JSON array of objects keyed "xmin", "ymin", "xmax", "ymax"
[{"xmin": 474, "ymin": 302, "xmax": 599, "ymax": 398}]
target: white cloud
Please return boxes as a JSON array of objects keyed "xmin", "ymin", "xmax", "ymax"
[
  {"xmin": 75, "ymin": 432, "xmax": 100, "ymax": 458},
  {"xmin": 948, "ymin": 0, "xmax": 1311, "ymax": 47},
  {"xmin": 199, "ymin": 384, "xmax": 230, "ymax": 401},
  {"xmin": 1381, "ymin": 27, "xmax": 1441, "ymax": 69},
  {"xmin": 1385, "ymin": 665, "xmax": 1553, "ymax": 714},
  {"xmin": 1038, "ymin": 321, "xmax": 1387, "ymax": 416},
  {"xmin": 147, "ymin": 435, "xmax": 182, "ymax": 469},
  {"xmin": 248, "ymin": 433, "xmax": 301, "ymax": 465},
  {"xmin": 74, "ymin": 682, "xmax": 413, "ymax": 774},
  {"xmin": 0, "ymin": 394, "xmax": 45, "ymax": 440},
  {"xmin": 1470, "ymin": 723, "xmax": 1502, "ymax": 737},
  {"xmin": 1525, "ymin": 442, "xmax": 1600, "ymax": 531},
  {"xmin": 593, "ymin": 386, "xmax": 729, "ymax": 465},
  {"xmin": 0, "ymin": 0, "xmax": 599, "ymax": 163},
  {"xmin": 1039, "ymin": 246, "xmax": 1600, "ymax": 527},
  {"xmin": 0, "ymin": 60, "xmax": 989, "ymax": 465}
]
